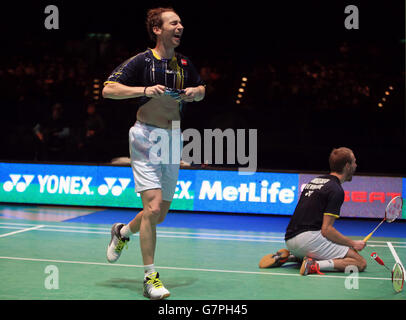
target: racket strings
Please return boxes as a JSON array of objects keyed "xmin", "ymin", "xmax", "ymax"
[
  {"xmin": 392, "ymin": 263, "xmax": 405, "ymax": 293},
  {"xmin": 385, "ymin": 197, "xmax": 403, "ymax": 223}
]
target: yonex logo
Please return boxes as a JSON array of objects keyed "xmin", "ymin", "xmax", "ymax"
[
  {"xmin": 38, "ymin": 175, "xmax": 92, "ymax": 195},
  {"xmin": 3, "ymin": 174, "xmax": 35, "ymax": 192},
  {"xmin": 98, "ymin": 178, "xmax": 131, "ymax": 196},
  {"xmin": 173, "ymin": 181, "xmax": 193, "ymax": 199}
]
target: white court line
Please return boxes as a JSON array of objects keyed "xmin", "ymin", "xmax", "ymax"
[
  {"xmin": 0, "ymin": 222, "xmax": 406, "ymax": 246},
  {"xmin": 0, "ymin": 226, "xmax": 285, "ymax": 243},
  {"xmin": 0, "ymin": 225, "xmax": 44, "ymax": 238},
  {"xmin": 387, "ymin": 242, "xmax": 404, "ymax": 267},
  {"xmin": 0, "ymin": 222, "xmax": 108, "ymax": 231},
  {"xmin": 0, "ymin": 222, "xmax": 286, "ymax": 242},
  {"xmin": 0, "ymin": 222, "xmax": 284, "ymax": 238},
  {"xmin": 0, "ymin": 256, "xmax": 391, "ymax": 281},
  {"xmin": 1, "ymin": 225, "xmax": 405, "ymax": 246}
]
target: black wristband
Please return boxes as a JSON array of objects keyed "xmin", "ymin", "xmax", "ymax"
[{"xmin": 144, "ymin": 86, "xmax": 148, "ymax": 96}]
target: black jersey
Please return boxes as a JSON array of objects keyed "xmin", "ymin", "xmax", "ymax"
[
  {"xmin": 285, "ymin": 175, "xmax": 344, "ymax": 241},
  {"xmin": 104, "ymin": 48, "xmax": 205, "ymax": 110}
]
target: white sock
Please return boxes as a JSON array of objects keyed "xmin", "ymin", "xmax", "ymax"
[
  {"xmin": 317, "ymin": 259, "xmax": 335, "ymax": 271},
  {"xmin": 120, "ymin": 224, "xmax": 132, "ymax": 238},
  {"xmin": 144, "ymin": 264, "xmax": 156, "ymax": 277}
]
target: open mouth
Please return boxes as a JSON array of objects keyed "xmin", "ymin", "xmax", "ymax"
[{"xmin": 173, "ymin": 34, "xmax": 182, "ymax": 40}]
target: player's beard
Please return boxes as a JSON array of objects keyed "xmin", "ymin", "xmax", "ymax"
[{"xmin": 346, "ymin": 167, "xmax": 356, "ymax": 182}]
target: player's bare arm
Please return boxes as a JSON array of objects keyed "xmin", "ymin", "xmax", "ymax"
[
  {"xmin": 102, "ymin": 83, "xmax": 166, "ymax": 100},
  {"xmin": 181, "ymin": 85, "xmax": 205, "ymax": 102},
  {"xmin": 321, "ymin": 214, "xmax": 365, "ymax": 251}
]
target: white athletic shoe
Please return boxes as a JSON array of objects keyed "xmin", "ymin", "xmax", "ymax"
[
  {"xmin": 106, "ymin": 223, "xmax": 129, "ymax": 263},
  {"xmin": 143, "ymin": 272, "xmax": 171, "ymax": 300}
]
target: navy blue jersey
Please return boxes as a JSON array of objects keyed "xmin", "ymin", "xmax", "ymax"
[
  {"xmin": 104, "ymin": 48, "xmax": 205, "ymax": 109},
  {"xmin": 285, "ymin": 175, "xmax": 344, "ymax": 240}
]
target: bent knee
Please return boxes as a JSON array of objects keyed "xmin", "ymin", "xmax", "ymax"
[
  {"xmin": 144, "ymin": 205, "xmax": 162, "ymax": 219},
  {"xmin": 358, "ymin": 258, "xmax": 367, "ymax": 272},
  {"xmin": 157, "ymin": 209, "xmax": 169, "ymax": 225}
]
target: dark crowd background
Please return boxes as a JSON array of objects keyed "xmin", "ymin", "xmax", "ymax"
[{"xmin": 0, "ymin": 1, "xmax": 405, "ymax": 175}]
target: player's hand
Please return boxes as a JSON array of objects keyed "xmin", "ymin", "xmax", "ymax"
[
  {"xmin": 145, "ymin": 85, "xmax": 165, "ymax": 98},
  {"xmin": 180, "ymin": 87, "xmax": 197, "ymax": 102},
  {"xmin": 352, "ymin": 240, "xmax": 366, "ymax": 251}
]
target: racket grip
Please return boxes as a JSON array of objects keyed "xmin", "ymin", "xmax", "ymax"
[
  {"xmin": 363, "ymin": 232, "xmax": 373, "ymax": 242},
  {"xmin": 354, "ymin": 232, "xmax": 373, "ymax": 253}
]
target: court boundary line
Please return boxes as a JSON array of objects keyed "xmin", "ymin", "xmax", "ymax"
[
  {"xmin": 1, "ymin": 222, "xmax": 406, "ymax": 246},
  {"xmin": 1, "ymin": 226, "xmax": 406, "ymax": 247},
  {"xmin": 0, "ymin": 222, "xmax": 284, "ymax": 237},
  {"xmin": 387, "ymin": 242, "xmax": 404, "ymax": 267},
  {"xmin": 0, "ymin": 225, "xmax": 44, "ymax": 238},
  {"xmin": 0, "ymin": 255, "xmax": 392, "ymax": 281},
  {"xmin": 1, "ymin": 221, "xmax": 406, "ymax": 243},
  {"xmin": 0, "ymin": 223, "xmax": 285, "ymax": 239}
]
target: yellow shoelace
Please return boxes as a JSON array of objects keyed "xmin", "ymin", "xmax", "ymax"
[
  {"xmin": 146, "ymin": 273, "xmax": 164, "ymax": 288},
  {"xmin": 115, "ymin": 238, "xmax": 128, "ymax": 252}
]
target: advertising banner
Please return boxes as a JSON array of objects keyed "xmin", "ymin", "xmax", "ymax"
[
  {"xmin": 0, "ymin": 162, "xmax": 298, "ymax": 215},
  {"xmin": 193, "ymin": 170, "xmax": 298, "ymax": 214},
  {"xmin": 403, "ymin": 178, "xmax": 406, "ymax": 220},
  {"xmin": 0, "ymin": 162, "xmax": 141, "ymax": 208},
  {"xmin": 0, "ymin": 162, "xmax": 404, "ymax": 219}
]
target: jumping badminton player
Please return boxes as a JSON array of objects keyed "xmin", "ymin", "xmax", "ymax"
[
  {"xmin": 102, "ymin": 7, "xmax": 205, "ymax": 299},
  {"xmin": 261, "ymin": 147, "xmax": 367, "ymax": 275}
]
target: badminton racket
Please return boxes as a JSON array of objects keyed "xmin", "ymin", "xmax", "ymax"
[
  {"xmin": 392, "ymin": 262, "xmax": 405, "ymax": 293},
  {"xmin": 363, "ymin": 196, "xmax": 403, "ymax": 243},
  {"xmin": 371, "ymin": 252, "xmax": 404, "ymax": 293}
]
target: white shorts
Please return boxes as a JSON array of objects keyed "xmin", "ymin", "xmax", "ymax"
[
  {"xmin": 129, "ymin": 121, "xmax": 182, "ymax": 202},
  {"xmin": 285, "ymin": 230, "xmax": 349, "ymax": 261}
]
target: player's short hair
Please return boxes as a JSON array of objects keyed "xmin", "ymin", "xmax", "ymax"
[
  {"xmin": 146, "ymin": 7, "xmax": 176, "ymax": 43},
  {"xmin": 329, "ymin": 147, "xmax": 354, "ymax": 173}
]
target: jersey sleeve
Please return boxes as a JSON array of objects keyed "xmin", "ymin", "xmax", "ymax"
[
  {"xmin": 183, "ymin": 57, "xmax": 205, "ymax": 88},
  {"xmin": 324, "ymin": 187, "xmax": 345, "ymax": 219},
  {"xmin": 104, "ymin": 54, "xmax": 144, "ymax": 87}
]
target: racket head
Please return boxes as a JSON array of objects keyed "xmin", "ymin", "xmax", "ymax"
[
  {"xmin": 385, "ymin": 196, "xmax": 403, "ymax": 223},
  {"xmin": 391, "ymin": 263, "xmax": 404, "ymax": 293}
]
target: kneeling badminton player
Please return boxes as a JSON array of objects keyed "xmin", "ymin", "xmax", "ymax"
[{"xmin": 260, "ymin": 147, "xmax": 367, "ymax": 275}]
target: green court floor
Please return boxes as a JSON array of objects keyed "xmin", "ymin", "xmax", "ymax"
[{"xmin": 0, "ymin": 217, "xmax": 404, "ymax": 300}]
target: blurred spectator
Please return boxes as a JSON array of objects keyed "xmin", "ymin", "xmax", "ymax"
[
  {"xmin": 77, "ymin": 102, "xmax": 106, "ymax": 162},
  {"xmin": 33, "ymin": 102, "xmax": 71, "ymax": 161},
  {"xmin": 0, "ymin": 38, "xmax": 402, "ymax": 173}
]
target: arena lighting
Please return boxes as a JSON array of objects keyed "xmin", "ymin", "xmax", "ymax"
[
  {"xmin": 87, "ymin": 33, "xmax": 112, "ymax": 40},
  {"xmin": 93, "ymin": 78, "xmax": 101, "ymax": 101},
  {"xmin": 382, "ymin": 97, "xmax": 386, "ymax": 102},
  {"xmin": 385, "ymin": 91, "xmax": 390, "ymax": 95},
  {"xmin": 389, "ymin": 86, "xmax": 394, "ymax": 90},
  {"xmin": 236, "ymin": 76, "xmax": 247, "ymax": 104},
  {"xmin": 378, "ymin": 103, "xmax": 383, "ymax": 108}
]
